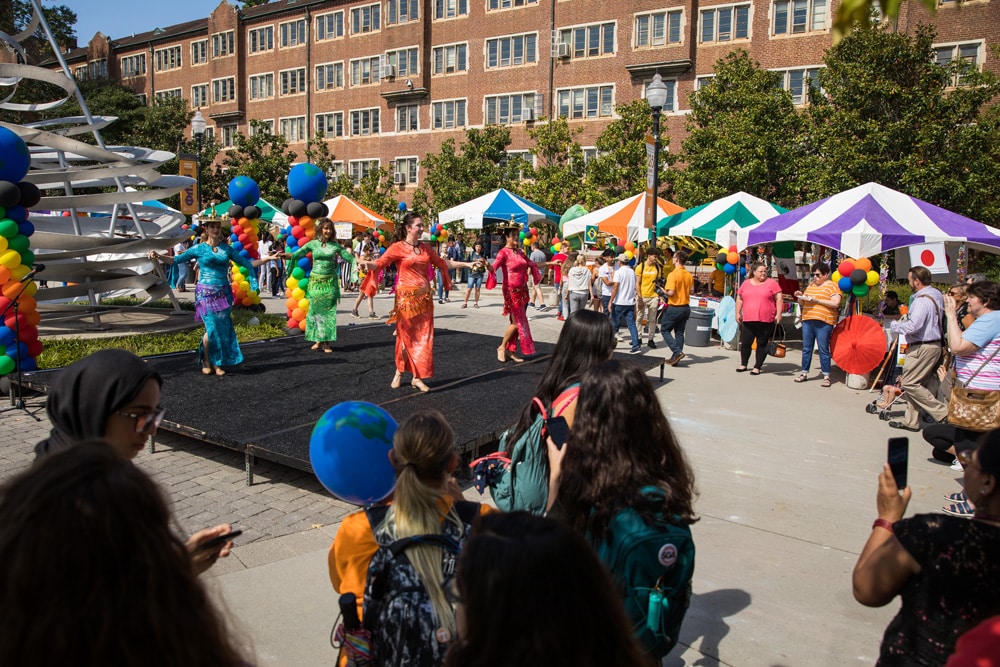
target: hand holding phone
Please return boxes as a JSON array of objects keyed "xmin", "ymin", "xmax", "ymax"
[
  {"xmin": 887, "ymin": 437, "xmax": 909, "ymax": 490},
  {"xmin": 194, "ymin": 529, "xmax": 242, "ymax": 553},
  {"xmin": 545, "ymin": 416, "xmax": 570, "ymax": 451}
]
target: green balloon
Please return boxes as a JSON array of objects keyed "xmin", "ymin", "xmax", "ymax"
[
  {"xmin": 0, "ymin": 218, "xmax": 17, "ymax": 239},
  {"xmin": 7, "ymin": 234, "xmax": 28, "ymax": 254},
  {"xmin": 298, "ymin": 278, "xmax": 309, "ymax": 290},
  {"xmin": 20, "ymin": 249, "xmax": 33, "ymax": 267},
  {"xmin": 291, "ymin": 267, "xmax": 305, "ymax": 279},
  {"xmin": 852, "ymin": 283, "xmax": 869, "ymax": 297},
  {"xmin": 0, "ymin": 355, "xmax": 14, "ymax": 376}
]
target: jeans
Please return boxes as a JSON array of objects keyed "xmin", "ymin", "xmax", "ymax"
[
  {"xmin": 436, "ymin": 268, "xmax": 449, "ymax": 300},
  {"xmin": 467, "ymin": 273, "xmax": 484, "ymax": 289},
  {"xmin": 555, "ymin": 281, "xmax": 563, "ymax": 315},
  {"xmin": 611, "ymin": 303, "xmax": 639, "ymax": 350},
  {"xmin": 601, "ymin": 295, "xmax": 611, "ymax": 316},
  {"xmin": 800, "ymin": 319, "xmax": 833, "ymax": 374},
  {"xmin": 175, "ymin": 261, "xmax": 189, "ymax": 289},
  {"xmin": 660, "ymin": 305, "xmax": 691, "ymax": 355}
]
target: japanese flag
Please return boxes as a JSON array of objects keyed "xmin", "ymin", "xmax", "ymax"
[{"xmin": 908, "ymin": 243, "xmax": 949, "ymax": 274}]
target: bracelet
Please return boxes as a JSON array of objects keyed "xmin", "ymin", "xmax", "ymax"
[{"xmin": 872, "ymin": 518, "xmax": 894, "ymax": 533}]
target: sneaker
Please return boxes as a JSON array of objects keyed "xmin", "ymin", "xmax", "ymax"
[
  {"xmin": 629, "ymin": 347, "xmax": 642, "ymax": 354},
  {"xmin": 351, "ymin": 310, "xmax": 360, "ymax": 318},
  {"xmin": 538, "ymin": 304, "xmax": 548, "ymax": 312},
  {"xmin": 647, "ymin": 340, "xmax": 657, "ymax": 349},
  {"xmin": 438, "ymin": 299, "xmax": 445, "ymax": 304},
  {"xmin": 944, "ymin": 490, "xmax": 968, "ymax": 503},
  {"xmin": 529, "ymin": 303, "xmax": 536, "ymax": 309},
  {"xmin": 950, "ymin": 458, "xmax": 965, "ymax": 471},
  {"xmin": 369, "ymin": 312, "xmax": 378, "ymax": 319},
  {"xmin": 556, "ymin": 315, "xmax": 564, "ymax": 321},
  {"xmin": 942, "ymin": 500, "xmax": 974, "ymax": 518},
  {"xmin": 668, "ymin": 352, "xmax": 686, "ymax": 366}
]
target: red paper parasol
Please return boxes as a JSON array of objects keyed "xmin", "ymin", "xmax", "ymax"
[{"xmin": 831, "ymin": 315, "xmax": 887, "ymax": 375}]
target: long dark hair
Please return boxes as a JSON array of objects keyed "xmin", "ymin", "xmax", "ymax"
[
  {"xmin": 444, "ymin": 512, "xmax": 653, "ymax": 667},
  {"xmin": 394, "ymin": 212, "xmax": 422, "ymax": 243},
  {"xmin": 557, "ymin": 360, "xmax": 697, "ymax": 542},
  {"xmin": 505, "ymin": 310, "xmax": 614, "ymax": 450},
  {"xmin": 0, "ymin": 441, "xmax": 249, "ymax": 666}
]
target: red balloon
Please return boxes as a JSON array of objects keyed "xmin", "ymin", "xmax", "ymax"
[
  {"xmin": 16, "ymin": 324, "xmax": 37, "ymax": 342},
  {"xmin": 232, "ymin": 224, "xmax": 244, "ymax": 235},
  {"xmin": 287, "ymin": 318, "xmax": 298, "ymax": 329},
  {"xmin": 27, "ymin": 339, "xmax": 43, "ymax": 357},
  {"xmin": 837, "ymin": 260, "xmax": 855, "ymax": 277},
  {"xmin": 5, "ymin": 312, "xmax": 29, "ymax": 330},
  {"xmin": 291, "ymin": 226, "xmax": 305, "ymax": 239}
]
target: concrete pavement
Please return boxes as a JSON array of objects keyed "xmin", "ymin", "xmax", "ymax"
[{"xmin": 1, "ymin": 284, "xmax": 963, "ymax": 666}]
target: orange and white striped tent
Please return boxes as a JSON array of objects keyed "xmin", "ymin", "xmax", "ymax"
[
  {"xmin": 321, "ymin": 194, "xmax": 393, "ymax": 232},
  {"xmin": 561, "ymin": 193, "xmax": 684, "ymax": 242}
]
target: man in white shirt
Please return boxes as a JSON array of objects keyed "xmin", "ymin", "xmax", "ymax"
[
  {"xmin": 597, "ymin": 251, "xmax": 616, "ymax": 315},
  {"xmin": 529, "ymin": 243, "xmax": 548, "ymax": 310},
  {"xmin": 257, "ymin": 236, "xmax": 272, "ymax": 293},
  {"xmin": 609, "ymin": 254, "xmax": 641, "ymax": 354}
]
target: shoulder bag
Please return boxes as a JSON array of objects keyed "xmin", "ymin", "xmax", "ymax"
[
  {"xmin": 947, "ymin": 343, "xmax": 1000, "ymax": 432},
  {"xmin": 767, "ymin": 322, "xmax": 786, "ymax": 358}
]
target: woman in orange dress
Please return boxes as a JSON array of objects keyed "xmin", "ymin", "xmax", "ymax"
[{"xmin": 361, "ymin": 213, "xmax": 470, "ymax": 392}]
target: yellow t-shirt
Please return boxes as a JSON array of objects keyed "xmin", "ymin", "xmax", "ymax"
[
  {"xmin": 635, "ymin": 262, "xmax": 661, "ymax": 299},
  {"xmin": 665, "ymin": 266, "xmax": 693, "ymax": 306},
  {"xmin": 710, "ymin": 269, "xmax": 726, "ymax": 294}
]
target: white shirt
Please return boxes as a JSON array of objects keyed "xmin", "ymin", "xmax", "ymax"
[
  {"xmin": 612, "ymin": 264, "xmax": 637, "ymax": 305},
  {"xmin": 597, "ymin": 263, "xmax": 615, "ymax": 297},
  {"xmin": 567, "ymin": 266, "xmax": 592, "ymax": 293}
]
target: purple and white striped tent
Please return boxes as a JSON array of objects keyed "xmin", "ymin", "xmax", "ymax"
[{"xmin": 740, "ymin": 182, "xmax": 1000, "ymax": 256}]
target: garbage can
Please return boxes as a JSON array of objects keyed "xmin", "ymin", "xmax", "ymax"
[{"xmin": 684, "ymin": 307, "xmax": 715, "ymax": 347}]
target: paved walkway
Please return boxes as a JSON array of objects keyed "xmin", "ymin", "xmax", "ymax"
[{"xmin": 1, "ymin": 284, "xmax": 964, "ymax": 666}]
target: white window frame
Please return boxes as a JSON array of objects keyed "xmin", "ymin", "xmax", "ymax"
[
  {"xmin": 248, "ymin": 25, "xmax": 274, "ymax": 54},
  {"xmin": 280, "ymin": 19, "xmax": 307, "ymax": 47},
  {"xmin": 484, "ymin": 92, "xmax": 536, "ymax": 124},
  {"xmin": 350, "ymin": 108, "xmax": 381, "ymax": 136},
  {"xmin": 250, "ymin": 119, "xmax": 275, "ymax": 135},
  {"xmin": 557, "ymin": 84, "xmax": 616, "ymax": 119},
  {"xmin": 191, "ymin": 83, "xmax": 209, "ymax": 108},
  {"xmin": 350, "ymin": 56, "xmax": 382, "ymax": 86},
  {"xmin": 121, "ymin": 53, "xmax": 146, "ymax": 78},
  {"xmin": 433, "ymin": 0, "xmax": 468, "ymax": 19},
  {"xmin": 394, "ymin": 156, "xmax": 419, "ymax": 184},
  {"xmin": 191, "ymin": 39, "xmax": 208, "ymax": 65},
  {"xmin": 386, "ymin": 46, "xmax": 418, "ymax": 77},
  {"xmin": 212, "ymin": 77, "xmax": 236, "ymax": 103},
  {"xmin": 432, "ymin": 99, "xmax": 467, "ymax": 129},
  {"xmin": 212, "ymin": 31, "xmax": 235, "ymax": 57},
  {"xmin": 485, "ymin": 33, "xmax": 538, "ymax": 69},
  {"xmin": 349, "ymin": 159, "xmax": 380, "ymax": 184},
  {"xmin": 315, "ymin": 11, "xmax": 345, "ymax": 40},
  {"xmin": 634, "ymin": 10, "xmax": 683, "ymax": 48},
  {"xmin": 396, "ymin": 104, "xmax": 419, "ymax": 132},
  {"xmin": 155, "ymin": 88, "xmax": 182, "ymax": 102},
  {"xmin": 558, "ymin": 22, "xmax": 616, "ymax": 59},
  {"xmin": 279, "ymin": 68, "xmax": 307, "ymax": 96},
  {"xmin": 487, "ymin": 0, "xmax": 537, "ymax": 10},
  {"xmin": 279, "ymin": 116, "xmax": 307, "ymax": 142},
  {"xmin": 351, "ymin": 4, "xmax": 381, "ymax": 34},
  {"xmin": 220, "ymin": 124, "xmax": 237, "ymax": 148},
  {"xmin": 432, "ymin": 43, "xmax": 468, "ymax": 75},
  {"xmin": 699, "ymin": 4, "xmax": 751, "ymax": 43},
  {"xmin": 934, "ymin": 40, "xmax": 984, "ymax": 86},
  {"xmin": 772, "ymin": 66, "xmax": 823, "ymax": 104},
  {"xmin": 772, "ymin": 0, "xmax": 828, "ymax": 36},
  {"xmin": 315, "ymin": 62, "xmax": 345, "ymax": 90},
  {"xmin": 154, "ymin": 46, "xmax": 181, "ymax": 71},
  {"xmin": 387, "ymin": 0, "xmax": 419, "ymax": 25},
  {"xmin": 316, "ymin": 112, "xmax": 345, "ymax": 137},
  {"xmin": 249, "ymin": 73, "xmax": 275, "ymax": 100}
]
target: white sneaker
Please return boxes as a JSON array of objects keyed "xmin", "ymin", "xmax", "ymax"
[{"xmin": 950, "ymin": 458, "xmax": 964, "ymax": 471}]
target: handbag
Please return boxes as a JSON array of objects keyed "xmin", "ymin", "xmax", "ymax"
[
  {"xmin": 767, "ymin": 323, "xmax": 786, "ymax": 358},
  {"xmin": 947, "ymin": 344, "xmax": 1000, "ymax": 432}
]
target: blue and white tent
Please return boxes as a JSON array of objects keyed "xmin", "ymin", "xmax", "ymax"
[{"xmin": 437, "ymin": 188, "xmax": 559, "ymax": 229}]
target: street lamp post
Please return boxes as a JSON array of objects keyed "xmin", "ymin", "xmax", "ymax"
[
  {"xmin": 191, "ymin": 110, "xmax": 206, "ymax": 216},
  {"xmin": 645, "ymin": 73, "xmax": 668, "ymax": 235}
]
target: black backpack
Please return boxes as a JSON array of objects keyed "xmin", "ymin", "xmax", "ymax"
[{"xmin": 362, "ymin": 501, "xmax": 480, "ymax": 667}]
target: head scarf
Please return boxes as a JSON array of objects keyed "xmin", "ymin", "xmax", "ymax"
[{"xmin": 35, "ymin": 350, "xmax": 162, "ymax": 459}]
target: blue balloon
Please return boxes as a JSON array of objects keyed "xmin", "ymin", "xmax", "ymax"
[
  {"xmin": 297, "ymin": 257, "xmax": 311, "ymax": 269},
  {"xmin": 723, "ymin": 262, "xmax": 737, "ymax": 274},
  {"xmin": 310, "ymin": 401, "xmax": 397, "ymax": 505},
  {"xmin": 17, "ymin": 356, "xmax": 36, "ymax": 372},
  {"xmin": 739, "ymin": 266, "xmax": 747, "ymax": 279},
  {"xmin": 0, "ymin": 127, "xmax": 30, "ymax": 183},
  {"xmin": 16, "ymin": 220, "xmax": 33, "ymax": 237},
  {"xmin": 0, "ymin": 326, "xmax": 14, "ymax": 347},
  {"xmin": 228, "ymin": 176, "xmax": 260, "ymax": 207},
  {"xmin": 838, "ymin": 276, "xmax": 854, "ymax": 292},
  {"xmin": 287, "ymin": 163, "xmax": 328, "ymax": 203},
  {"xmin": 398, "ymin": 202, "xmax": 407, "ymax": 211},
  {"xmin": 239, "ymin": 249, "xmax": 250, "ymax": 259},
  {"xmin": 6, "ymin": 205, "xmax": 26, "ymax": 222},
  {"xmin": 232, "ymin": 241, "xmax": 244, "ymax": 251},
  {"xmin": 5, "ymin": 341, "xmax": 28, "ymax": 360}
]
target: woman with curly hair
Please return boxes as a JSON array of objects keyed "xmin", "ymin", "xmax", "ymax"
[
  {"xmin": 547, "ymin": 359, "xmax": 697, "ymax": 657},
  {"xmin": 0, "ymin": 441, "xmax": 251, "ymax": 666}
]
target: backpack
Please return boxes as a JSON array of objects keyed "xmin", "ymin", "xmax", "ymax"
[
  {"xmin": 362, "ymin": 501, "xmax": 480, "ymax": 667},
  {"xmin": 484, "ymin": 397, "xmax": 549, "ymax": 514},
  {"xmin": 591, "ymin": 486, "xmax": 695, "ymax": 658}
]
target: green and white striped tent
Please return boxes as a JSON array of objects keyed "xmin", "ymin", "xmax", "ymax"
[{"xmin": 656, "ymin": 192, "xmax": 787, "ymax": 250}]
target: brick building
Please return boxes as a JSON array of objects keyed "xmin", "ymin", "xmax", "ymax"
[{"xmin": 57, "ymin": 0, "xmax": 998, "ymax": 202}]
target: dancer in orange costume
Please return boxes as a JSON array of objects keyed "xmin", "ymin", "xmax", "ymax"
[
  {"xmin": 491, "ymin": 226, "xmax": 542, "ymax": 363},
  {"xmin": 360, "ymin": 213, "xmax": 471, "ymax": 392}
]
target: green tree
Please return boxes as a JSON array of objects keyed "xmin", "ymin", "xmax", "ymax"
[
  {"xmin": 585, "ymin": 100, "xmax": 673, "ymax": 209},
  {"xmin": 352, "ymin": 168, "xmax": 399, "ymax": 220},
  {"xmin": 413, "ymin": 125, "xmax": 524, "ymax": 220},
  {"xmin": 672, "ymin": 50, "xmax": 807, "ymax": 209},
  {"xmin": 217, "ymin": 120, "xmax": 296, "ymax": 204},
  {"xmin": 4, "ymin": 0, "xmax": 77, "ymax": 61},
  {"xmin": 802, "ymin": 23, "xmax": 1000, "ymax": 225},
  {"xmin": 519, "ymin": 116, "xmax": 590, "ymax": 216}
]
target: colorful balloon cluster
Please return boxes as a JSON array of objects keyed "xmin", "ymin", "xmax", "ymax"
[
  {"xmin": 280, "ymin": 164, "xmax": 329, "ymax": 332},
  {"xmin": 429, "ymin": 222, "xmax": 449, "ymax": 243},
  {"xmin": 224, "ymin": 176, "xmax": 264, "ymax": 309},
  {"xmin": 0, "ymin": 127, "xmax": 43, "ymax": 376},
  {"xmin": 620, "ymin": 241, "xmax": 636, "ymax": 261},
  {"xmin": 832, "ymin": 258, "xmax": 879, "ymax": 297},
  {"xmin": 372, "ymin": 228, "xmax": 389, "ymax": 248},
  {"xmin": 715, "ymin": 245, "xmax": 747, "ymax": 278},
  {"xmin": 549, "ymin": 236, "xmax": 563, "ymax": 254},
  {"xmin": 519, "ymin": 225, "xmax": 539, "ymax": 247}
]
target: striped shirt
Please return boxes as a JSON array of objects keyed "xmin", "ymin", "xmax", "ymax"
[
  {"xmin": 955, "ymin": 310, "xmax": 1000, "ymax": 391},
  {"xmin": 801, "ymin": 280, "xmax": 841, "ymax": 326},
  {"xmin": 891, "ymin": 286, "xmax": 944, "ymax": 342}
]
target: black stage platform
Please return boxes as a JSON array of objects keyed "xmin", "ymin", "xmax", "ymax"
[{"xmin": 24, "ymin": 322, "xmax": 664, "ymax": 484}]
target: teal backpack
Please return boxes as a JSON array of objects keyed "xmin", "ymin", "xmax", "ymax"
[
  {"xmin": 592, "ymin": 486, "xmax": 695, "ymax": 658},
  {"xmin": 484, "ymin": 397, "xmax": 549, "ymax": 514}
]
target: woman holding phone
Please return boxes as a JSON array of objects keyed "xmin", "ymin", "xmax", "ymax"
[{"xmin": 852, "ymin": 427, "xmax": 1000, "ymax": 664}]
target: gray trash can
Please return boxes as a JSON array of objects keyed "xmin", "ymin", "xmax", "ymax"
[{"xmin": 684, "ymin": 307, "xmax": 714, "ymax": 347}]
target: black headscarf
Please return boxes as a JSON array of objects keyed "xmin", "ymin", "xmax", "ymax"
[{"xmin": 34, "ymin": 350, "xmax": 162, "ymax": 459}]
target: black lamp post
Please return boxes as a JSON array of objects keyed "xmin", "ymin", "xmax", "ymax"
[
  {"xmin": 646, "ymin": 74, "xmax": 668, "ymax": 216},
  {"xmin": 191, "ymin": 110, "xmax": 206, "ymax": 215}
]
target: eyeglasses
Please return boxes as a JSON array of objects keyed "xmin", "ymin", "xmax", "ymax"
[
  {"xmin": 115, "ymin": 406, "xmax": 166, "ymax": 433},
  {"xmin": 812, "ymin": 273, "xmax": 824, "ymax": 277}
]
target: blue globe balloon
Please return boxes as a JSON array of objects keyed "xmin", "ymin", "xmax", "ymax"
[
  {"xmin": 398, "ymin": 202, "xmax": 407, "ymax": 211},
  {"xmin": 310, "ymin": 401, "xmax": 397, "ymax": 505},
  {"xmin": 16, "ymin": 220, "xmax": 33, "ymax": 237},
  {"xmin": 298, "ymin": 257, "xmax": 311, "ymax": 269},
  {"xmin": 838, "ymin": 276, "xmax": 854, "ymax": 292},
  {"xmin": 287, "ymin": 163, "xmax": 328, "ymax": 203},
  {"xmin": 228, "ymin": 176, "xmax": 260, "ymax": 207},
  {"xmin": 0, "ymin": 127, "xmax": 30, "ymax": 183}
]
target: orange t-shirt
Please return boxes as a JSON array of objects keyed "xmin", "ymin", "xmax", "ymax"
[
  {"xmin": 801, "ymin": 280, "xmax": 841, "ymax": 326},
  {"xmin": 665, "ymin": 266, "xmax": 693, "ymax": 307}
]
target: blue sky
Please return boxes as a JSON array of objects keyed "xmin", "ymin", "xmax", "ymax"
[{"xmin": 69, "ymin": 0, "xmax": 224, "ymax": 41}]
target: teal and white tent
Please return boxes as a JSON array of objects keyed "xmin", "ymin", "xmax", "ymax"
[{"xmin": 657, "ymin": 192, "xmax": 786, "ymax": 250}]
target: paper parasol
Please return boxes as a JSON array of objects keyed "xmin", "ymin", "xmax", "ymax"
[
  {"xmin": 717, "ymin": 296, "xmax": 738, "ymax": 343},
  {"xmin": 831, "ymin": 315, "xmax": 887, "ymax": 375}
]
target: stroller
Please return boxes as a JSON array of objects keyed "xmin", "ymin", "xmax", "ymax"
[{"xmin": 866, "ymin": 338, "xmax": 903, "ymax": 421}]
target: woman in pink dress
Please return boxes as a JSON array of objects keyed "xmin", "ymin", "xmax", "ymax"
[
  {"xmin": 360, "ymin": 213, "xmax": 472, "ymax": 392},
  {"xmin": 491, "ymin": 227, "xmax": 542, "ymax": 363}
]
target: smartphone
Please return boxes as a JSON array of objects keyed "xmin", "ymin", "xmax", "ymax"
[
  {"xmin": 546, "ymin": 416, "xmax": 570, "ymax": 451},
  {"xmin": 194, "ymin": 529, "xmax": 242, "ymax": 553},
  {"xmin": 887, "ymin": 437, "xmax": 909, "ymax": 489}
]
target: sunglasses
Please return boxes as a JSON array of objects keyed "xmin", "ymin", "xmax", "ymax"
[
  {"xmin": 812, "ymin": 272, "xmax": 824, "ymax": 277},
  {"xmin": 115, "ymin": 406, "xmax": 166, "ymax": 433}
]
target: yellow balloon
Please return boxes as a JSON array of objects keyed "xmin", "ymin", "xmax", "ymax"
[
  {"xmin": 298, "ymin": 298, "xmax": 309, "ymax": 310},
  {"xmin": 0, "ymin": 237, "xmax": 7, "ymax": 252},
  {"xmin": 831, "ymin": 271, "xmax": 842, "ymax": 282},
  {"xmin": 292, "ymin": 287, "xmax": 305, "ymax": 300},
  {"xmin": 23, "ymin": 281, "xmax": 37, "ymax": 297},
  {"xmin": 866, "ymin": 270, "xmax": 879, "ymax": 287},
  {"xmin": 9, "ymin": 264, "xmax": 29, "ymax": 281},
  {"xmin": 625, "ymin": 250, "xmax": 634, "ymax": 260},
  {"xmin": 0, "ymin": 250, "xmax": 20, "ymax": 269},
  {"xmin": 523, "ymin": 238, "xmax": 532, "ymax": 246},
  {"xmin": 286, "ymin": 277, "xmax": 298, "ymax": 289}
]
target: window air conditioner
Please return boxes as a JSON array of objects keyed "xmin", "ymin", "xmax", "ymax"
[
  {"xmin": 393, "ymin": 172, "xmax": 406, "ymax": 185},
  {"xmin": 522, "ymin": 108, "xmax": 535, "ymax": 121},
  {"xmin": 383, "ymin": 64, "xmax": 396, "ymax": 78},
  {"xmin": 557, "ymin": 43, "xmax": 570, "ymax": 58}
]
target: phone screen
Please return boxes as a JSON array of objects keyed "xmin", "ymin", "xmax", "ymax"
[
  {"xmin": 546, "ymin": 416, "xmax": 570, "ymax": 450},
  {"xmin": 195, "ymin": 529, "xmax": 242, "ymax": 553},
  {"xmin": 887, "ymin": 437, "xmax": 909, "ymax": 489}
]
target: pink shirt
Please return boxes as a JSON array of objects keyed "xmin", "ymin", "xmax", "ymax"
[
  {"xmin": 738, "ymin": 279, "xmax": 782, "ymax": 322},
  {"xmin": 493, "ymin": 247, "xmax": 541, "ymax": 289}
]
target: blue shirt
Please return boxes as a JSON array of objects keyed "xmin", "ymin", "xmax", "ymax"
[{"xmin": 891, "ymin": 286, "xmax": 943, "ymax": 342}]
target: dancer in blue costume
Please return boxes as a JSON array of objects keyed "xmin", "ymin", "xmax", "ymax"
[{"xmin": 150, "ymin": 219, "xmax": 277, "ymax": 376}]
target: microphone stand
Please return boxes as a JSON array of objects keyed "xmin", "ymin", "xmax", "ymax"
[{"xmin": 0, "ymin": 270, "xmax": 43, "ymax": 420}]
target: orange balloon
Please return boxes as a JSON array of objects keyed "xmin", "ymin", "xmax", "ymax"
[
  {"xmin": 2, "ymin": 283, "xmax": 22, "ymax": 300},
  {"xmin": 286, "ymin": 297, "xmax": 298, "ymax": 310},
  {"xmin": 291, "ymin": 308, "xmax": 305, "ymax": 321},
  {"xmin": 25, "ymin": 310, "xmax": 40, "ymax": 326},
  {"xmin": 17, "ymin": 295, "xmax": 36, "ymax": 312},
  {"xmin": 298, "ymin": 319, "xmax": 306, "ymax": 331},
  {"xmin": 241, "ymin": 296, "xmax": 252, "ymax": 306},
  {"xmin": 0, "ymin": 267, "xmax": 9, "ymax": 284},
  {"xmin": 854, "ymin": 258, "xmax": 872, "ymax": 272}
]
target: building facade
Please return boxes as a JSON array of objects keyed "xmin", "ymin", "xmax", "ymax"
[{"xmin": 58, "ymin": 0, "xmax": 999, "ymax": 200}]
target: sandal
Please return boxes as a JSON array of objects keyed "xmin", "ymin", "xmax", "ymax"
[
  {"xmin": 321, "ymin": 344, "xmax": 333, "ymax": 354},
  {"xmin": 821, "ymin": 377, "xmax": 832, "ymax": 387},
  {"xmin": 736, "ymin": 366, "xmax": 748, "ymax": 373},
  {"xmin": 391, "ymin": 371, "xmax": 403, "ymax": 389},
  {"xmin": 497, "ymin": 347, "xmax": 507, "ymax": 363},
  {"xmin": 214, "ymin": 367, "xmax": 226, "ymax": 376},
  {"xmin": 794, "ymin": 374, "xmax": 807, "ymax": 383},
  {"xmin": 311, "ymin": 342, "xmax": 321, "ymax": 350},
  {"xmin": 750, "ymin": 369, "xmax": 761, "ymax": 376},
  {"xmin": 411, "ymin": 378, "xmax": 430, "ymax": 393},
  {"xmin": 473, "ymin": 303, "xmax": 479, "ymax": 308},
  {"xmin": 461, "ymin": 303, "xmax": 467, "ymax": 309}
]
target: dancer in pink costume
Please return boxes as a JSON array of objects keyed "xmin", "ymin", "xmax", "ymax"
[{"xmin": 490, "ymin": 226, "xmax": 541, "ymax": 362}]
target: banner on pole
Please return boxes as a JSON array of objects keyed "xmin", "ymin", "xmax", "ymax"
[{"xmin": 178, "ymin": 154, "xmax": 198, "ymax": 215}]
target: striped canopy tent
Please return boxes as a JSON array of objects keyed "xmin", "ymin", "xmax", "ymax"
[
  {"xmin": 198, "ymin": 199, "xmax": 289, "ymax": 226},
  {"xmin": 657, "ymin": 192, "xmax": 787, "ymax": 250},
  {"xmin": 561, "ymin": 193, "xmax": 684, "ymax": 243},
  {"xmin": 740, "ymin": 182, "xmax": 1000, "ymax": 256},
  {"xmin": 321, "ymin": 194, "xmax": 393, "ymax": 232},
  {"xmin": 437, "ymin": 188, "xmax": 559, "ymax": 229}
]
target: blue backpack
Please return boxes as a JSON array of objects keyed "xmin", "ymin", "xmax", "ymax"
[
  {"xmin": 591, "ymin": 486, "xmax": 695, "ymax": 658},
  {"xmin": 481, "ymin": 397, "xmax": 549, "ymax": 514}
]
